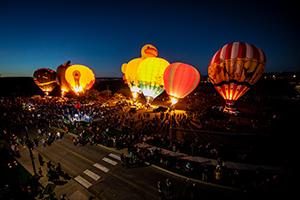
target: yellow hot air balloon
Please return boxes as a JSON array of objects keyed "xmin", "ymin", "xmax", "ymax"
[
  {"xmin": 137, "ymin": 57, "xmax": 170, "ymax": 104},
  {"xmin": 141, "ymin": 44, "xmax": 158, "ymax": 58},
  {"xmin": 122, "ymin": 44, "xmax": 159, "ymax": 100},
  {"xmin": 65, "ymin": 64, "xmax": 95, "ymax": 95},
  {"xmin": 124, "ymin": 58, "xmax": 142, "ymax": 99},
  {"xmin": 121, "ymin": 63, "xmax": 127, "ymax": 74}
]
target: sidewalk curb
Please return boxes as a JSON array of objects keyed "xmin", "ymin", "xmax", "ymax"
[{"xmin": 146, "ymin": 162, "xmax": 240, "ymax": 192}]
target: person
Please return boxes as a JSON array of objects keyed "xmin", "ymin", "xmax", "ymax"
[
  {"xmin": 157, "ymin": 181, "xmax": 163, "ymax": 200},
  {"xmin": 38, "ymin": 167, "xmax": 43, "ymax": 177},
  {"xmin": 165, "ymin": 178, "xmax": 172, "ymax": 199},
  {"xmin": 56, "ymin": 162, "xmax": 62, "ymax": 175},
  {"xmin": 202, "ymin": 166, "xmax": 208, "ymax": 182},
  {"xmin": 56, "ymin": 132, "xmax": 61, "ymax": 139},
  {"xmin": 38, "ymin": 153, "xmax": 44, "ymax": 166},
  {"xmin": 47, "ymin": 161, "xmax": 53, "ymax": 169},
  {"xmin": 41, "ymin": 138, "xmax": 46, "ymax": 147},
  {"xmin": 34, "ymin": 138, "xmax": 39, "ymax": 147},
  {"xmin": 232, "ymin": 169, "xmax": 240, "ymax": 186},
  {"xmin": 215, "ymin": 165, "xmax": 222, "ymax": 183},
  {"xmin": 121, "ymin": 153, "xmax": 125, "ymax": 166},
  {"xmin": 190, "ymin": 183, "xmax": 197, "ymax": 200},
  {"xmin": 60, "ymin": 193, "xmax": 67, "ymax": 200},
  {"xmin": 72, "ymin": 137, "xmax": 78, "ymax": 145}
]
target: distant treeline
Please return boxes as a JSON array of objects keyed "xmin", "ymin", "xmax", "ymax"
[
  {"xmin": 0, "ymin": 76, "xmax": 297, "ymax": 97},
  {"xmin": 0, "ymin": 77, "xmax": 126, "ymax": 97}
]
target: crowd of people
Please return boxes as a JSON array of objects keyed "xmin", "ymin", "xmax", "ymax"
[{"xmin": 0, "ymin": 90, "xmax": 292, "ymax": 197}]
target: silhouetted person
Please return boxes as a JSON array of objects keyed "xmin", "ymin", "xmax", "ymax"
[
  {"xmin": 47, "ymin": 161, "xmax": 53, "ymax": 169},
  {"xmin": 38, "ymin": 153, "xmax": 44, "ymax": 166},
  {"xmin": 38, "ymin": 167, "xmax": 43, "ymax": 177},
  {"xmin": 60, "ymin": 194, "xmax": 67, "ymax": 200},
  {"xmin": 56, "ymin": 162, "xmax": 62, "ymax": 175},
  {"xmin": 157, "ymin": 180, "xmax": 162, "ymax": 195}
]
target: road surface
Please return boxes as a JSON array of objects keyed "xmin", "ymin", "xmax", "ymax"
[{"xmin": 19, "ymin": 134, "xmax": 240, "ymax": 199}]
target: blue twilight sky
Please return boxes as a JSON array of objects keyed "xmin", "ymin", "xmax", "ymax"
[{"xmin": 0, "ymin": 0, "xmax": 299, "ymax": 77}]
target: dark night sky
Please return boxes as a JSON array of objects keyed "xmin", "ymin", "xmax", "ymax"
[{"xmin": 0, "ymin": 0, "xmax": 299, "ymax": 77}]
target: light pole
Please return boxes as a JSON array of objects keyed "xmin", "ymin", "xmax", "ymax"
[
  {"xmin": 25, "ymin": 126, "xmax": 37, "ymax": 176},
  {"xmin": 169, "ymin": 111, "xmax": 173, "ymax": 148}
]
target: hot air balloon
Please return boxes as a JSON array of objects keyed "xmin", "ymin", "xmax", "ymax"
[
  {"xmin": 124, "ymin": 58, "xmax": 143, "ymax": 99},
  {"xmin": 141, "ymin": 44, "xmax": 158, "ymax": 58},
  {"xmin": 121, "ymin": 63, "xmax": 127, "ymax": 74},
  {"xmin": 121, "ymin": 44, "xmax": 159, "ymax": 100},
  {"xmin": 64, "ymin": 64, "xmax": 95, "ymax": 95},
  {"xmin": 137, "ymin": 57, "xmax": 170, "ymax": 104},
  {"xmin": 208, "ymin": 41, "xmax": 266, "ymax": 113},
  {"xmin": 164, "ymin": 63, "xmax": 200, "ymax": 105},
  {"xmin": 56, "ymin": 61, "xmax": 71, "ymax": 96},
  {"xmin": 33, "ymin": 68, "xmax": 57, "ymax": 95}
]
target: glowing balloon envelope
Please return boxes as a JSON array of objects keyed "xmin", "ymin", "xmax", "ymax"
[
  {"xmin": 122, "ymin": 58, "xmax": 143, "ymax": 99},
  {"xmin": 33, "ymin": 68, "xmax": 57, "ymax": 95},
  {"xmin": 137, "ymin": 57, "xmax": 170, "ymax": 103},
  {"xmin": 122, "ymin": 44, "xmax": 159, "ymax": 100},
  {"xmin": 141, "ymin": 44, "xmax": 158, "ymax": 58},
  {"xmin": 208, "ymin": 41, "xmax": 266, "ymax": 113},
  {"xmin": 64, "ymin": 64, "xmax": 95, "ymax": 95},
  {"xmin": 121, "ymin": 63, "xmax": 127, "ymax": 74},
  {"xmin": 125, "ymin": 58, "xmax": 142, "ymax": 88},
  {"xmin": 56, "ymin": 61, "xmax": 71, "ymax": 96},
  {"xmin": 164, "ymin": 62, "xmax": 200, "ymax": 105}
]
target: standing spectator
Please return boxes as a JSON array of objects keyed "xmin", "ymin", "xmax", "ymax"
[
  {"xmin": 42, "ymin": 138, "xmax": 46, "ymax": 147},
  {"xmin": 56, "ymin": 162, "xmax": 62, "ymax": 175},
  {"xmin": 38, "ymin": 167, "xmax": 43, "ymax": 177},
  {"xmin": 38, "ymin": 153, "xmax": 44, "ymax": 166},
  {"xmin": 157, "ymin": 181, "xmax": 163, "ymax": 199}
]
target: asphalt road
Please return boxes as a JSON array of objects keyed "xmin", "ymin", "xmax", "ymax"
[{"xmin": 35, "ymin": 134, "xmax": 240, "ymax": 200}]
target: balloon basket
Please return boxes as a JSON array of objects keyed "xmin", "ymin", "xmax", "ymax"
[{"xmin": 223, "ymin": 101, "xmax": 239, "ymax": 115}]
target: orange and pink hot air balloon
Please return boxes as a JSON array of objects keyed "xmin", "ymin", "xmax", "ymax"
[{"xmin": 163, "ymin": 62, "xmax": 200, "ymax": 105}]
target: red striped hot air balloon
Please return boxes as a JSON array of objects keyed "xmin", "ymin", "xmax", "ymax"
[
  {"xmin": 208, "ymin": 41, "xmax": 266, "ymax": 114},
  {"xmin": 164, "ymin": 62, "xmax": 200, "ymax": 105}
]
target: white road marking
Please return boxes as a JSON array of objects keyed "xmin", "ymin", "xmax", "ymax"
[
  {"xmin": 74, "ymin": 176, "xmax": 92, "ymax": 188},
  {"xmin": 108, "ymin": 153, "xmax": 121, "ymax": 161},
  {"xmin": 83, "ymin": 169, "xmax": 101, "ymax": 181},
  {"xmin": 93, "ymin": 163, "xmax": 109, "ymax": 173},
  {"xmin": 103, "ymin": 157, "xmax": 118, "ymax": 166}
]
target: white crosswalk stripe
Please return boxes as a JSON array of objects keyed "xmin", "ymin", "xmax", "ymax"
[
  {"xmin": 93, "ymin": 163, "xmax": 109, "ymax": 173},
  {"xmin": 103, "ymin": 157, "xmax": 118, "ymax": 166},
  {"xmin": 108, "ymin": 153, "xmax": 121, "ymax": 161},
  {"xmin": 74, "ymin": 175, "xmax": 92, "ymax": 188},
  {"xmin": 83, "ymin": 169, "xmax": 101, "ymax": 181}
]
